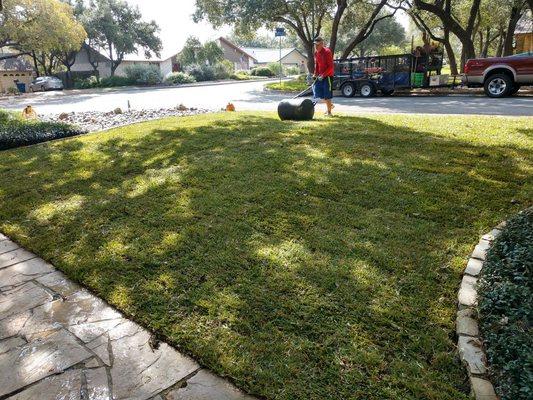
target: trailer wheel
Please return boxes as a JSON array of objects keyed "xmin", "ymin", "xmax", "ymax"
[
  {"xmin": 359, "ymin": 82, "xmax": 376, "ymax": 98},
  {"xmin": 341, "ymin": 82, "xmax": 356, "ymax": 97},
  {"xmin": 381, "ymin": 89, "xmax": 394, "ymax": 96}
]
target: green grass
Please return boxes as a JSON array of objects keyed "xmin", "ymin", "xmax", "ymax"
[
  {"xmin": 0, "ymin": 112, "xmax": 531, "ymax": 400},
  {"xmin": 266, "ymin": 78, "xmax": 309, "ymax": 92}
]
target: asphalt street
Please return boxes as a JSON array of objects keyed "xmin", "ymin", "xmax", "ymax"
[{"xmin": 1, "ymin": 79, "xmax": 531, "ymax": 116}]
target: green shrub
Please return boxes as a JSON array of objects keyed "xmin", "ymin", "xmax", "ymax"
[
  {"xmin": 235, "ymin": 70, "xmax": 250, "ymax": 76},
  {"xmin": 165, "ymin": 72, "xmax": 196, "ymax": 85},
  {"xmin": 74, "ymin": 76, "xmax": 99, "ymax": 89},
  {"xmin": 267, "ymin": 62, "xmax": 283, "ymax": 76},
  {"xmin": 478, "ymin": 209, "xmax": 533, "ymax": 400},
  {"xmin": 213, "ymin": 60, "xmax": 234, "ymax": 80},
  {"xmin": 185, "ymin": 64, "xmax": 216, "ymax": 82},
  {"xmin": 285, "ymin": 66, "xmax": 301, "ymax": 76},
  {"xmin": 0, "ymin": 109, "xmax": 21, "ymax": 123},
  {"xmin": 124, "ymin": 64, "xmax": 162, "ymax": 85},
  {"xmin": 251, "ymin": 66, "xmax": 274, "ymax": 77},
  {"xmin": 230, "ymin": 73, "xmax": 251, "ymax": 80},
  {"xmin": 0, "ymin": 120, "xmax": 85, "ymax": 150},
  {"xmin": 99, "ymin": 76, "xmax": 135, "ymax": 87}
]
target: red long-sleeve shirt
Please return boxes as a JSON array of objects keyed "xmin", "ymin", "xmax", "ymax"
[{"xmin": 314, "ymin": 47, "xmax": 334, "ymax": 77}]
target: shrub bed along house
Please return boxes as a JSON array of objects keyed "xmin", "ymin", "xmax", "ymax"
[
  {"xmin": 478, "ymin": 209, "xmax": 532, "ymax": 400},
  {"xmin": 251, "ymin": 66, "xmax": 275, "ymax": 77},
  {"xmin": 164, "ymin": 72, "xmax": 197, "ymax": 85},
  {"xmin": 0, "ymin": 110, "xmax": 85, "ymax": 150},
  {"xmin": 124, "ymin": 64, "xmax": 163, "ymax": 85}
]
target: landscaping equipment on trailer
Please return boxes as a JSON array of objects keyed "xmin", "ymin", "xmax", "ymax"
[{"xmin": 334, "ymin": 49, "xmax": 460, "ymax": 97}]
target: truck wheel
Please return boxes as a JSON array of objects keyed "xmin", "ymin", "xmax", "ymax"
[
  {"xmin": 484, "ymin": 73, "xmax": 513, "ymax": 98},
  {"xmin": 341, "ymin": 82, "xmax": 355, "ymax": 98},
  {"xmin": 359, "ymin": 83, "xmax": 376, "ymax": 98}
]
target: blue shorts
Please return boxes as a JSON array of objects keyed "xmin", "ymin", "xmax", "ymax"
[{"xmin": 313, "ymin": 77, "xmax": 333, "ymax": 100}]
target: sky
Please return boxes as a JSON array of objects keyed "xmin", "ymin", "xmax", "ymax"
[
  {"xmin": 125, "ymin": 0, "xmax": 411, "ymax": 57},
  {"xmin": 125, "ymin": 0, "xmax": 231, "ymax": 58}
]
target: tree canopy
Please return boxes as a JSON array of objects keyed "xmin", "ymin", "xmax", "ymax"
[
  {"xmin": 178, "ymin": 36, "xmax": 224, "ymax": 66},
  {"xmin": 79, "ymin": 0, "xmax": 162, "ymax": 76}
]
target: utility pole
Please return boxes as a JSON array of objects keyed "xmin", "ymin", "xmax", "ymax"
[{"xmin": 275, "ymin": 27, "xmax": 286, "ymax": 85}]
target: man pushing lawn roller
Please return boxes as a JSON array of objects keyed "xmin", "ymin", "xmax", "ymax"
[
  {"xmin": 312, "ymin": 36, "xmax": 335, "ymax": 116},
  {"xmin": 277, "ymin": 37, "xmax": 335, "ymax": 121}
]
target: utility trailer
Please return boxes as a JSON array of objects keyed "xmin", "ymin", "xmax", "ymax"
[{"xmin": 333, "ymin": 50, "xmax": 461, "ymax": 97}]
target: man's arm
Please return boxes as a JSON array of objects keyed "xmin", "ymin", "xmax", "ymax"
[{"xmin": 325, "ymin": 49, "xmax": 334, "ymax": 77}]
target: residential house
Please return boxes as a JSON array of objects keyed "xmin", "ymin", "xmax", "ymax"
[
  {"xmin": 243, "ymin": 47, "xmax": 308, "ymax": 73},
  {"xmin": 217, "ymin": 37, "xmax": 257, "ymax": 70},
  {"xmin": 514, "ymin": 31, "xmax": 532, "ymax": 54},
  {"xmin": 0, "ymin": 52, "xmax": 34, "ymax": 93},
  {"xmin": 70, "ymin": 44, "xmax": 181, "ymax": 78}
]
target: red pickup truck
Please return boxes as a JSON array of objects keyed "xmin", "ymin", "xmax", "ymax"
[{"xmin": 463, "ymin": 52, "xmax": 533, "ymax": 98}]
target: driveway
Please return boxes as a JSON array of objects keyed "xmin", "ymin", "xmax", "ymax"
[{"xmin": 1, "ymin": 80, "xmax": 532, "ymax": 116}]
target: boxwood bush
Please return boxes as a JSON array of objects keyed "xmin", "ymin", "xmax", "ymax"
[
  {"xmin": 165, "ymin": 72, "xmax": 196, "ymax": 85},
  {"xmin": 185, "ymin": 64, "xmax": 216, "ymax": 82},
  {"xmin": 251, "ymin": 66, "xmax": 274, "ymax": 77},
  {"xmin": 124, "ymin": 64, "xmax": 162, "ymax": 85},
  {"xmin": 477, "ymin": 209, "xmax": 532, "ymax": 400},
  {"xmin": 0, "ymin": 119, "xmax": 85, "ymax": 150}
]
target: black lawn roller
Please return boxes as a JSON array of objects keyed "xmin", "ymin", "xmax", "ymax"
[{"xmin": 277, "ymin": 85, "xmax": 316, "ymax": 121}]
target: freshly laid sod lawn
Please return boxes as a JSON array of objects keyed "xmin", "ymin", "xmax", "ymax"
[{"xmin": 0, "ymin": 112, "xmax": 531, "ymax": 399}]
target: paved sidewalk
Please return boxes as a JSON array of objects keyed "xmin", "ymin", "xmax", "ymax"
[{"xmin": 0, "ymin": 233, "xmax": 255, "ymax": 400}]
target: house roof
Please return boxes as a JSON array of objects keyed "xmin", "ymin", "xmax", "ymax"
[
  {"xmin": 83, "ymin": 44, "xmax": 178, "ymax": 64},
  {"xmin": 0, "ymin": 54, "xmax": 33, "ymax": 71},
  {"xmin": 242, "ymin": 47, "xmax": 307, "ymax": 64},
  {"xmin": 218, "ymin": 37, "xmax": 258, "ymax": 62}
]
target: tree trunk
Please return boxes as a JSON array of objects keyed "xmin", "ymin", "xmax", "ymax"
[
  {"xmin": 31, "ymin": 52, "xmax": 40, "ymax": 77},
  {"xmin": 496, "ymin": 33, "xmax": 504, "ymax": 57},
  {"xmin": 305, "ymin": 42, "xmax": 314, "ymax": 74},
  {"xmin": 329, "ymin": 0, "xmax": 347, "ymax": 55},
  {"xmin": 502, "ymin": 5, "xmax": 523, "ymax": 56},
  {"xmin": 443, "ymin": 29, "xmax": 458, "ymax": 75}
]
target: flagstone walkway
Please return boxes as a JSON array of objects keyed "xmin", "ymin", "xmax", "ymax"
[{"xmin": 0, "ymin": 233, "xmax": 255, "ymax": 400}]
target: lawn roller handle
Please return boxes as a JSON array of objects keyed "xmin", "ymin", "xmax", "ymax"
[{"xmin": 277, "ymin": 81, "xmax": 316, "ymax": 121}]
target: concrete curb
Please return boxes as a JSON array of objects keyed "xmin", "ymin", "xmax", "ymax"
[{"xmin": 457, "ymin": 222, "xmax": 508, "ymax": 400}]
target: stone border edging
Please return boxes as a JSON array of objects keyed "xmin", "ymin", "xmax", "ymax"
[{"xmin": 457, "ymin": 221, "xmax": 507, "ymax": 400}]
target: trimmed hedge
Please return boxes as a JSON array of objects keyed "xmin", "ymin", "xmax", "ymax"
[
  {"xmin": 0, "ymin": 120, "xmax": 85, "ymax": 150},
  {"xmin": 165, "ymin": 72, "xmax": 196, "ymax": 85},
  {"xmin": 477, "ymin": 209, "xmax": 532, "ymax": 400},
  {"xmin": 251, "ymin": 66, "xmax": 274, "ymax": 77}
]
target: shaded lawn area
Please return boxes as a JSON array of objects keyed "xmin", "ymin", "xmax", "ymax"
[{"xmin": 0, "ymin": 112, "xmax": 531, "ymax": 400}]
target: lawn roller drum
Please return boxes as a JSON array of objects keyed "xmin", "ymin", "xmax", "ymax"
[{"xmin": 277, "ymin": 85, "xmax": 315, "ymax": 121}]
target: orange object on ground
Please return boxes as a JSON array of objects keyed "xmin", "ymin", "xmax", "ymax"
[{"xmin": 226, "ymin": 103, "xmax": 236, "ymax": 112}]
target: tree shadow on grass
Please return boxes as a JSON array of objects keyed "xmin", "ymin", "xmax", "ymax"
[{"xmin": 0, "ymin": 113, "xmax": 531, "ymax": 400}]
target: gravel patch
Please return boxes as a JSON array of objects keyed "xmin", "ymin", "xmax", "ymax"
[{"xmin": 41, "ymin": 106, "xmax": 211, "ymax": 132}]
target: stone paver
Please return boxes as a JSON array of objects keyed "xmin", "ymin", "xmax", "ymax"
[
  {"xmin": 458, "ymin": 274, "xmax": 478, "ymax": 307},
  {"xmin": 458, "ymin": 336, "xmax": 486, "ymax": 375},
  {"xmin": 7, "ymin": 369, "xmax": 83, "ymax": 400},
  {"xmin": 0, "ymin": 235, "xmax": 255, "ymax": 399},
  {"xmin": 0, "ymin": 258, "xmax": 54, "ymax": 289},
  {"xmin": 0, "ymin": 248, "xmax": 36, "ymax": 269},
  {"xmin": 456, "ymin": 308, "xmax": 479, "ymax": 337},
  {"xmin": 165, "ymin": 369, "xmax": 256, "ymax": 400},
  {"xmin": 0, "ymin": 328, "xmax": 92, "ymax": 397},
  {"xmin": 0, "ymin": 240, "xmax": 19, "ymax": 255},
  {"xmin": 470, "ymin": 377, "xmax": 498, "ymax": 400}
]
